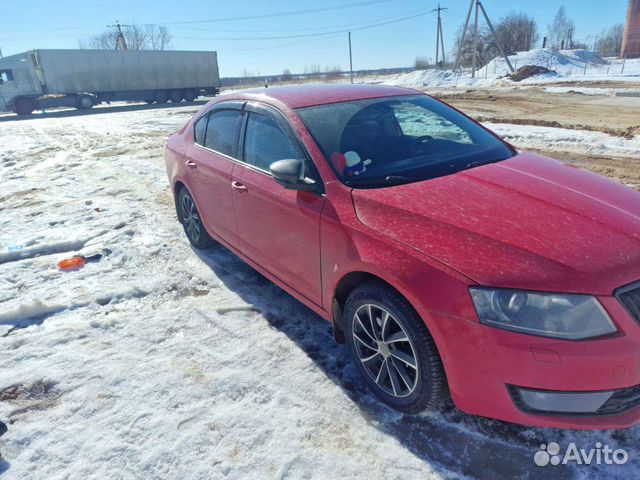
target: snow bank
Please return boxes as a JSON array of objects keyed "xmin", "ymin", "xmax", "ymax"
[
  {"xmin": 383, "ymin": 49, "xmax": 640, "ymax": 89},
  {"xmin": 484, "ymin": 122, "xmax": 640, "ymax": 159}
]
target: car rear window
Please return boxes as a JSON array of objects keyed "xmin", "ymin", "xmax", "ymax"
[
  {"xmin": 194, "ymin": 114, "xmax": 208, "ymax": 145},
  {"xmin": 203, "ymin": 110, "xmax": 242, "ymax": 157}
]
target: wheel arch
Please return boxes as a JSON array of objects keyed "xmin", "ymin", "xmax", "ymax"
[
  {"xmin": 174, "ymin": 179, "xmax": 187, "ymax": 196},
  {"xmin": 173, "ymin": 180, "xmax": 188, "ymax": 221},
  {"xmin": 332, "ymin": 269, "xmax": 423, "ymax": 334}
]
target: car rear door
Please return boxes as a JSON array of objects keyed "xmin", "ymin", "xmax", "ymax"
[
  {"xmin": 231, "ymin": 103, "xmax": 325, "ymax": 306},
  {"xmin": 186, "ymin": 102, "xmax": 244, "ymax": 245}
]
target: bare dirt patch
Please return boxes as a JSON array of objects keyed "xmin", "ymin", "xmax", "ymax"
[
  {"xmin": 529, "ymin": 148, "xmax": 640, "ymax": 190},
  {"xmin": 474, "ymin": 116, "xmax": 640, "ymax": 139},
  {"xmin": 428, "ymin": 87, "xmax": 640, "ymax": 190},
  {"xmin": 0, "ymin": 381, "xmax": 61, "ymax": 422},
  {"xmin": 430, "ymin": 87, "xmax": 640, "ymax": 132}
]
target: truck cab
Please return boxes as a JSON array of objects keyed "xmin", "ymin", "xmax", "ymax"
[{"xmin": 0, "ymin": 52, "xmax": 43, "ymax": 114}]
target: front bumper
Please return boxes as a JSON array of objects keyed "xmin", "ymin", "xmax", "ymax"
[{"xmin": 425, "ymin": 295, "xmax": 640, "ymax": 429}]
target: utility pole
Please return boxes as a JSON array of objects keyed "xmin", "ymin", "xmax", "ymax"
[
  {"xmin": 348, "ymin": 32, "xmax": 354, "ymax": 84},
  {"xmin": 455, "ymin": 0, "xmax": 515, "ymax": 77},
  {"xmin": 477, "ymin": 1, "xmax": 514, "ymax": 73},
  {"xmin": 454, "ymin": 0, "xmax": 475, "ymax": 72},
  {"xmin": 432, "ymin": 4, "xmax": 447, "ymax": 68},
  {"xmin": 471, "ymin": 0, "xmax": 479, "ymax": 77},
  {"xmin": 107, "ymin": 21, "xmax": 129, "ymax": 50}
]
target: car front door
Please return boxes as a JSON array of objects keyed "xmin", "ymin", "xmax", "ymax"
[
  {"xmin": 186, "ymin": 102, "xmax": 244, "ymax": 245},
  {"xmin": 232, "ymin": 104, "xmax": 325, "ymax": 306}
]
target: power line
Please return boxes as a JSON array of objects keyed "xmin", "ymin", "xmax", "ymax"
[
  {"xmin": 169, "ymin": 8, "xmax": 428, "ymax": 34},
  {"xmin": 222, "ymin": 36, "xmax": 331, "ymax": 54},
  {"xmin": 172, "ymin": 10, "xmax": 430, "ymax": 41},
  {"xmin": 159, "ymin": 0, "xmax": 398, "ymax": 25},
  {"xmin": 0, "ymin": 0, "xmax": 399, "ymax": 34}
]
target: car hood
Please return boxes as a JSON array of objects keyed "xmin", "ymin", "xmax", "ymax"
[{"xmin": 352, "ymin": 152, "xmax": 640, "ymax": 294}]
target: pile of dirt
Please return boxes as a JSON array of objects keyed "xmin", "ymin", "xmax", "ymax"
[{"xmin": 508, "ymin": 65, "xmax": 555, "ymax": 82}]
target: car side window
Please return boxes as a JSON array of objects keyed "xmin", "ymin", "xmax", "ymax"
[
  {"xmin": 204, "ymin": 110, "xmax": 242, "ymax": 157},
  {"xmin": 194, "ymin": 114, "xmax": 208, "ymax": 146},
  {"xmin": 243, "ymin": 112, "xmax": 304, "ymax": 172}
]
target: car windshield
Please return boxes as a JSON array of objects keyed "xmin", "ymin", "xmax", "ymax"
[{"xmin": 296, "ymin": 94, "xmax": 515, "ymax": 188}]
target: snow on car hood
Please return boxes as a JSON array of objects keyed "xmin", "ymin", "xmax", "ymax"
[{"xmin": 352, "ymin": 152, "xmax": 640, "ymax": 295}]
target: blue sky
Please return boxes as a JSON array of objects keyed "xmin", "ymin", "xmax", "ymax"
[{"xmin": 0, "ymin": 0, "xmax": 630, "ymax": 77}]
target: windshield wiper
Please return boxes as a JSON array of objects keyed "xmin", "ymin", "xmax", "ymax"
[
  {"xmin": 464, "ymin": 158, "xmax": 502, "ymax": 170},
  {"xmin": 346, "ymin": 175, "xmax": 418, "ymax": 188}
]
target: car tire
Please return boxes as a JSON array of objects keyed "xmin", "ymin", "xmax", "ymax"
[
  {"xmin": 177, "ymin": 187, "xmax": 215, "ymax": 249},
  {"xmin": 344, "ymin": 281, "xmax": 447, "ymax": 413},
  {"xmin": 14, "ymin": 97, "xmax": 35, "ymax": 115}
]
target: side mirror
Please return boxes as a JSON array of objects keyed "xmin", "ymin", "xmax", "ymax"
[{"xmin": 269, "ymin": 159, "xmax": 320, "ymax": 193}]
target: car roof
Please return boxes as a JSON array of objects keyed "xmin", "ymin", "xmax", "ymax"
[{"xmin": 226, "ymin": 84, "xmax": 421, "ymax": 109}]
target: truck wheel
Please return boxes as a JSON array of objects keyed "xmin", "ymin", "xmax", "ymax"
[
  {"xmin": 154, "ymin": 90, "xmax": 168, "ymax": 104},
  {"xmin": 169, "ymin": 89, "xmax": 183, "ymax": 103},
  {"xmin": 14, "ymin": 98, "xmax": 35, "ymax": 115},
  {"xmin": 183, "ymin": 89, "xmax": 197, "ymax": 102},
  {"xmin": 76, "ymin": 95, "xmax": 94, "ymax": 110}
]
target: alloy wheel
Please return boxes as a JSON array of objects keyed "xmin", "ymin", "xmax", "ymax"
[
  {"xmin": 180, "ymin": 194, "xmax": 201, "ymax": 243},
  {"xmin": 351, "ymin": 304, "xmax": 419, "ymax": 398}
]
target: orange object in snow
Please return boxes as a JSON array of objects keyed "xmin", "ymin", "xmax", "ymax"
[{"xmin": 58, "ymin": 256, "xmax": 86, "ymax": 270}]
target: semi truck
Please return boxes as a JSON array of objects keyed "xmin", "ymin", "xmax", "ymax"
[{"xmin": 0, "ymin": 49, "xmax": 220, "ymax": 115}]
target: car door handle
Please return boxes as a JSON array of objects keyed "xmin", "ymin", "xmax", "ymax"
[
  {"xmin": 231, "ymin": 181, "xmax": 248, "ymax": 192},
  {"xmin": 185, "ymin": 159, "xmax": 197, "ymax": 168}
]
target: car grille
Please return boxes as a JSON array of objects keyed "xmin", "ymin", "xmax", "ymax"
[{"xmin": 616, "ymin": 281, "xmax": 640, "ymax": 323}]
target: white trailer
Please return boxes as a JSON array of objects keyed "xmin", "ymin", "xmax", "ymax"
[{"xmin": 0, "ymin": 49, "xmax": 220, "ymax": 115}]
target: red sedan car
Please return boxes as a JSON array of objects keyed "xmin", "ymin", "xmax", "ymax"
[{"xmin": 165, "ymin": 84, "xmax": 640, "ymax": 429}]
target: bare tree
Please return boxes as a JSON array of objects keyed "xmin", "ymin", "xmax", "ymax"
[
  {"xmin": 78, "ymin": 24, "xmax": 172, "ymax": 50},
  {"xmin": 494, "ymin": 13, "xmax": 539, "ymax": 53},
  {"xmin": 547, "ymin": 7, "xmax": 575, "ymax": 50},
  {"xmin": 454, "ymin": 12, "xmax": 537, "ymax": 69},
  {"xmin": 414, "ymin": 56, "xmax": 430, "ymax": 70},
  {"xmin": 305, "ymin": 64, "xmax": 323, "ymax": 75},
  {"xmin": 454, "ymin": 24, "xmax": 496, "ymax": 69},
  {"xmin": 595, "ymin": 23, "xmax": 625, "ymax": 57},
  {"xmin": 146, "ymin": 25, "xmax": 172, "ymax": 51},
  {"xmin": 78, "ymin": 31, "xmax": 113, "ymax": 49}
]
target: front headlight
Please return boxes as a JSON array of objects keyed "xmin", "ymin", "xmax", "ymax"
[{"xmin": 469, "ymin": 288, "xmax": 617, "ymax": 340}]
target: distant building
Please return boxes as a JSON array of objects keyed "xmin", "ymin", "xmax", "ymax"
[{"xmin": 622, "ymin": 0, "xmax": 640, "ymax": 58}]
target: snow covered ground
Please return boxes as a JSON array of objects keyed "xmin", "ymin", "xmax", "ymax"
[
  {"xmin": 1, "ymin": 103, "xmax": 639, "ymax": 479},
  {"xmin": 383, "ymin": 49, "xmax": 640, "ymax": 89},
  {"xmin": 487, "ymin": 122, "xmax": 640, "ymax": 159}
]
